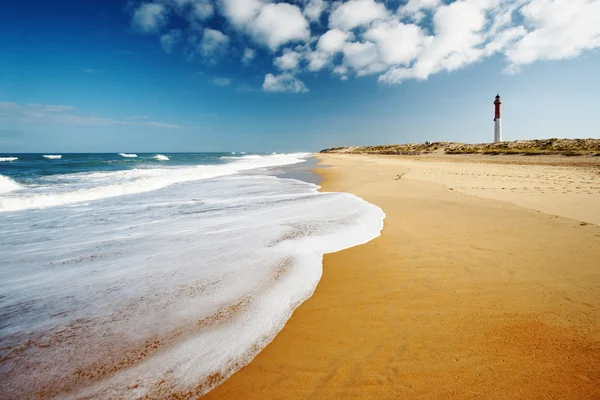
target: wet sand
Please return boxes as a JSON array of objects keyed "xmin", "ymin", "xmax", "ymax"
[{"xmin": 203, "ymin": 153, "xmax": 600, "ymax": 399}]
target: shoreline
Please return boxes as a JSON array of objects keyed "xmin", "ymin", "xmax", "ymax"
[{"xmin": 203, "ymin": 153, "xmax": 600, "ymax": 399}]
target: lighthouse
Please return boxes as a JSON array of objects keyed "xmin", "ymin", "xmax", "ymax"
[{"xmin": 493, "ymin": 94, "xmax": 502, "ymax": 143}]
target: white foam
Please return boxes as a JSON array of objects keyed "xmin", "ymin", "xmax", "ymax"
[
  {"xmin": 0, "ymin": 175, "xmax": 385, "ymax": 399},
  {"xmin": 0, "ymin": 157, "xmax": 18, "ymax": 162},
  {"xmin": 0, "ymin": 175, "xmax": 22, "ymax": 194},
  {"xmin": 119, "ymin": 153, "xmax": 138, "ymax": 158},
  {"xmin": 220, "ymin": 154, "xmax": 263, "ymax": 160},
  {"xmin": 43, "ymin": 155, "xmax": 62, "ymax": 159},
  {"xmin": 0, "ymin": 153, "xmax": 310, "ymax": 212},
  {"xmin": 153, "ymin": 154, "xmax": 169, "ymax": 161}
]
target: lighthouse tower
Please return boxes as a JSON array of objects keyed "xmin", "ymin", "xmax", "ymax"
[{"xmin": 493, "ymin": 94, "xmax": 502, "ymax": 143}]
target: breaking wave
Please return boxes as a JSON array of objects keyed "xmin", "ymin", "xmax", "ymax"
[
  {"xmin": 119, "ymin": 153, "xmax": 138, "ymax": 158},
  {"xmin": 0, "ymin": 153, "xmax": 311, "ymax": 212},
  {"xmin": 0, "ymin": 157, "xmax": 18, "ymax": 162},
  {"xmin": 43, "ymin": 155, "xmax": 62, "ymax": 159},
  {"xmin": 154, "ymin": 154, "xmax": 169, "ymax": 161},
  {"xmin": 0, "ymin": 175, "xmax": 22, "ymax": 194}
]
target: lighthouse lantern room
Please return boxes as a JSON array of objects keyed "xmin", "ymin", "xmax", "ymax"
[{"xmin": 494, "ymin": 94, "xmax": 502, "ymax": 143}]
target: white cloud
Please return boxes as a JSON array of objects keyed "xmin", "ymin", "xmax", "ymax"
[
  {"xmin": 212, "ymin": 77, "xmax": 232, "ymax": 86},
  {"xmin": 0, "ymin": 101, "xmax": 189, "ymax": 128},
  {"xmin": 219, "ymin": 0, "xmax": 309, "ymax": 51},
  {"xmin": 274, "ymin": 49, "xmax": 302, "ymax": 70},
  {"xmin": 399, "ymin": 0, "xmax": 442, "ymax": 21},
  {"xmin": 131, "ymin": 0, "xmax": 600, "ymax": 91},
  {"xmin": 200, "ymin": 28, "xmax": 229, "ymax": 57},
  {"xmin": 342, "ymin": 41, "xmax": 385, "ymax": 75},
  {"xmin": 304, "ymin": 0, "xmax": 328, "ymax": 22},
  {"xmin": 307, "ymin": 50, "xmax": 331, "ymax": 71},
  {"xmin": 329, "ymin": 0, "xmax": 388, "ymax": 31},
  {"xmin": 379, "ymin": 0, "xmax": 491, "ymax": 83},
  {"xmin": 192, "ymin": 0, "xmax": 214, "ymax": 20},
  {"xmin": 317, "ymin": 28, "xmax": 351, "ymax": 53},
  {"xmin": 250, "ymin": 3, "xmax": 310, "ymax": 51},
  {"xmin": 364, "ymin": 20, "xmax": 426, "ymax": 65},
  {"xmin": 131, "ymin": 3, "xmax": 169, "ymax": 33},
  {"xmin": 262, "ymin": 73, "xmax": 309, "ymax": 92},
  {"xmin": 333, "ymin": 65, "xmax": 348, "ymax": 77},
  {"xmin": 305, "ymin": 28, "xmax": 351, "ymax": 71},
  {"xmin": 160, "ymin": 29, "xmax": 183, "ymax": 53},
  {"xmin": 505, "ymin": 0, "xmax": 600, "ymax": 69},
  {"xmin": 219, "ymin": 0, "xmax": 263, "ymax": 28},
  {"xmin": 484, "ymin": 26, "xmax": 527, "ymax": 57},
  {"xmin": 241, "ymin": 48, "xmax": 257, "ymax": 65}
]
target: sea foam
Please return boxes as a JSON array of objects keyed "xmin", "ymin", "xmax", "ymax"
[
  {"xmin": 153, "ymin": 154, "xmax": 169, "ymax": 161},
  {"xmin": 0, "ymin": 157, "xmax": 18, "ymax": 162},
  {"xmin": 119, "ymin": 153, "xmax": 138, "ymax": 158},
  {"xmin": 43, "ymin": 155, "xmax": 62, "ymax": 159},
  {"xmin": 0, "ymin": 175, "xmax": 22, "ymax": 194},
  {"xmin": 0, "ymin": 173, "xmax": 385, "ymax": 399}
]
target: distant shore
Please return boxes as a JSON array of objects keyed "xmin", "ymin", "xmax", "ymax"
[
  {"xmin": 321, "ymin": 138, "xmax": 600, "ymax": 158},
  {"xmin": 203, "ymin": 152, "xmax": 600, "ymax": 399}
]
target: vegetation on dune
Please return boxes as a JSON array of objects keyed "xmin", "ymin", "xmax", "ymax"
[{"xmin": 320, "ymin": 138, "xmax": 600, "ymax": 156}]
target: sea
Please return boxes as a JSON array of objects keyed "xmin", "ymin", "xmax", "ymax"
[{"xmin": 0, "ymin": 152, "xmax": 384, "ymax": 399}]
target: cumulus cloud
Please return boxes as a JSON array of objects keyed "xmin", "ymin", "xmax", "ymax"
[
  {"xmin": 129, "ymin": 0, "xmax": 600, "ymax": 92},
  {"xmin": 131, "ymin": 3, "xmax": 169, "ymax": 33},
  {"xmin": 250, "ymin": 3, "xmax": 310, "ymax": 50},
  {"xmin": 160, "ymin": 29, "xmax": 183, "ymax": 53},
  {"xmin": 274, "ymin": 49, "xmax": 302, "ymax": 70},
  {"xmin": 328, "ymin": 0, "xmax": 388, "ymax": 31},
  {"xmin": 219, "ymin": 0, "xmax": 263, "ymax": 28},
  {"xmin": 218, "ymin": 0, "xmax": 309, "ymax": 50},
  {"xmin": 364, "ymin": 20, "xmax": 426, "ymax": 65},
  {"xmin": 306, "ymin": 29, "xmax": 351, "ymax": 71},
  {"xmin": 192, "ymin": 0, "xmax": 214, "ymax": 20},
  {"xmin": 505, "ymin": 0, "xmax": 600, "ymax": 70},
  {"xmin": 399, "ymin": 0, "xmax": 442, "ymax": 22},
  {"xmin": 304, "ymin": 0, "xmax": 328, "ymax": 22},
  {"xmin": 241, "ymin": 47, "xmax": 257, "ymax": 65},
  {"xmin": 262, "ymin": 73, "xmax": 308, "ymax": 93},
  {"xmin": 200, "ymin": 28, "xmax": 229, "ymax": 57},
  {"xmin": 342, "ymin": 41, "xmax": 386, "ymax": 76},
  {"xmin": 317, "ymin": 28, "xmax": 351, "ymax": 53}
]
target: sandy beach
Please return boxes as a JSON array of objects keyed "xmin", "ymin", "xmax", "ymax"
[{"xmin": 203, "ymin": 153, "xmax": 600, "ymax": 399}]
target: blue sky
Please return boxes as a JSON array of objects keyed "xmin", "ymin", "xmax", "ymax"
[{"xmin": 1, "ymin": 0, "xmax": 599, "ymax": 153}]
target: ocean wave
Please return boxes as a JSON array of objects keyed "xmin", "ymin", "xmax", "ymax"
[
  {"xmin": 0, "ymin": 157, "xmax": 18, "ymax": 162},
  {"xmin": 154, "ymin": 154, "xmax": 169, "ymax": 161},
  {"xmin": 0, "ymin": 175, "xmax": 22, "ymax": 193},
  {"xmin": 43, "ymin": 155, "xmax": 62, "ymax": 159},
  {"xmin": 0, "ymin": 153, "xmax": 311, "ymax": 212},
  {"xmin": 119, "ymin": 153, "xmax": 137, "ymax": 158}
]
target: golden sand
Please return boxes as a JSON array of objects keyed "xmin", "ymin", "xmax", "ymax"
[{"xmin": 203, "ymin": 154, "xmax": 600, "ymax": 399}]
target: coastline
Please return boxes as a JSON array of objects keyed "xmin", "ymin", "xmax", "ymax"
[{"xmin": 203, "ymin": 153, "xmax": 600, "ymax": 399}]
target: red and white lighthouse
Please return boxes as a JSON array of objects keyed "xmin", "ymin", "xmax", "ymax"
[{"xmin": 493, "ymin": 94, "xmax": 502, "ymax": 143}]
